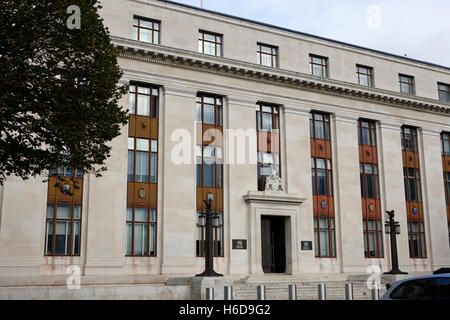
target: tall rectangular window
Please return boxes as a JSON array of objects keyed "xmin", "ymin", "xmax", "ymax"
[
  {"xmin": 126, "ymin": 208, "xmax": 156, "ymax": 256},
  {"xmin": 198, "ymin": 31, "xmax": 222, "ymax": 56},
  {"xmin": 310, "ymin": 111, "xmax": 335, "ymax": 257},
  {"xmin": 357, "ymin": 119, "xmax": 383, "ymax": 258},
  {"xmin": 310, "ymin": 55, "xmax": 328, "ymax": 78},
  {"xmin": 126, "ymin": 83, "xmax": 159, "ymax": 257},
  {"xmin": 356, "ymin": 65, "xmax": 374, "ymax": 87},
  {"xmin": 399, "ymin": 74, "xmax": 415, "ymax": 95},
  {"xmin": 401, "ymin": 126, "xmax": 426, "ymax": 258},
  {"xmin": 196, "ymin": 94, "xmax": 224, "ymax": 257},
  {"xmin": 441, "ymin": 132, "xmax": 450, "ymax": 247},
  {"xmin": 256, "ymin": 103, "xmax": 281, "ymax": 191},
  {"xmin": 45, "ymin": 168, "xmax": 83, "ymax": 256},
  {"xmin": 438, "ymin": 83, "xmax": 450, "ymax": 103},
  {"xmin": 363, "ymin": 219, "xmax": 383, "ymax": 258},
  {"xmin": 133, "ymin": 16, "xmax": 160, "ymax": 44},
  {"xmin": 257, "ymin": 43, "xmax": 278, "ymax": 67}
]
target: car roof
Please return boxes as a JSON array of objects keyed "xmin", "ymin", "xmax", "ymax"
[{"xmin": 390, "ymin": 274, "xmax": 450, "ymax": 286}]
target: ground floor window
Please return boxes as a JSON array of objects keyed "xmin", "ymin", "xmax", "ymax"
[
  {"xmin": 363, "ymin": 219, "xmax": 383, "ymax": 258},
  {"xmin": 45, "ymin": 204, "xmax": 81, "ymax": 256},
  {"xmin": 408, "ymin": 221, "xmax": 427, "ymax": 258},
  {"xmin": 126, "ymin": 207, "xmax": 157, "ymax": 256},
  {"xmin": 313, "ymin": 216, "xmax": 336, "ymax": 257},
  {"xmin": 196, "ymin": 211, "xmax": 223, "ymax": 257}
]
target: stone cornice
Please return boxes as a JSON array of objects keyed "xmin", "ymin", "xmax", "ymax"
[
  {"xmin": 112, "ymin": 36, "xmax": 450, "ymax": 116},
  {"xmin": 243, "ymin": 191, "xmax": 306, "ymax": 205}
]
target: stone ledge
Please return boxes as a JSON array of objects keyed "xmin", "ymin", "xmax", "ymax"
[
  {"xmin": 243, "ymin": 191, "xmax": 306, "ymax": 205},
  {"xmin": 0, "ymin": 275, "xmax": 169, "ymax": 288}
]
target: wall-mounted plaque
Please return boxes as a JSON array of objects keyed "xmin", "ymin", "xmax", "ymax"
[
  {"xmin": 301, "ymin": 241, "xmax": 313, "ymax": 251},
  {"xmin": 232, "ymin": 239, "xmax": 247, "ymax": 250}
]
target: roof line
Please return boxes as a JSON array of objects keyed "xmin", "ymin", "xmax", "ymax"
[{"xmin": 155, "ymin": 0, "xmax": 450, "ymax": 71}]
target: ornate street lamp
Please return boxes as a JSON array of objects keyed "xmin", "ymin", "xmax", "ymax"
[
  {"xmin": 196, "ymin": 193, "xmax": 223, "ymax": 277},
  {"xmin": 384, "ymin": 210, "xmax": 407, "ymax": 275}
]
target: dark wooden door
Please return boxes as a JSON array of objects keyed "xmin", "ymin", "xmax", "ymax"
[{"xmin": 261, "ymin": 216, "xmax": 286, "ymax": 273}]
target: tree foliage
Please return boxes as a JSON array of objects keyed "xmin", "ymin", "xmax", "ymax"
[{"xmin": 0, "ymin": 0, "xmax": 129, "ymax": 184}]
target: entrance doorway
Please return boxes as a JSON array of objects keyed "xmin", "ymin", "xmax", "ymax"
[{"xmin": 261, "ymin": 216, "xmax": 286, "ymax": 273}]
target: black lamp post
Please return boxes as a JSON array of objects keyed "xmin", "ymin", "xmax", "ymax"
[
  {"xmin": 384, "ymin": 210, "xmax": 407, "ymax": 275},
  {"xmin": 196, "ymin": 193, "xmax": 223, "ymax": 277}
]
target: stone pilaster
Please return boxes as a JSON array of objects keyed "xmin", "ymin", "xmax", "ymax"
[
  {"xmin": 0, "ymin": 176, "xmax": 47, "ymax": 275},
  {"xmin": 84, "ymin": 94, "xmax": 129, "ymax": 275},
  {"xmin": 378, "ymin": 122, "xmax": 411, "ymax": 272},
  {"xmin": 226, "ymin": 96, "xmax": 258, "ymax": 275},
  {"xmin": 284, "ymin": 105, "xmax": 316, "ymax": 273},
  {"xmin": 160, "ymin": 86, "xmax": 198, "ymax": 275},
  {"xmin": 333, "ymin": 113, "xmax": 365, "ymax": 273},
  {"xmin": 420, "ymin": 128, "xmax": 450, "ymax": 269}
]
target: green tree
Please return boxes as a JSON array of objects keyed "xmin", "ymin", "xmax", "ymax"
[{"xmin": 0, "ymin": 0, "xmax": 128, "ymax": 184}]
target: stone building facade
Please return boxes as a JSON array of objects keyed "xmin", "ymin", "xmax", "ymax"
[{"xmin": 1, "ymin": 0, "xmax": 450, "ymax": 283}]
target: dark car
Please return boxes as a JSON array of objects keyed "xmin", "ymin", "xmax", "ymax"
[{"xmin": 381, "ymin": 274, "xmax": 450, "ymax": 300}]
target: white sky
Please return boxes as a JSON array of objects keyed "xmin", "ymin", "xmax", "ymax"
[{"xmin": 168, "ymin": 0, "xmax": 450, "ymax": 67}]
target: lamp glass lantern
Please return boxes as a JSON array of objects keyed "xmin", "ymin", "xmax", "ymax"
[
  {"xmin": 212, "ymin": 214, "xmax": 220, "ymax": 227},
  {"xmin": 198, "ymin": 213, "xmax": 206, "ymax": 227},
  {"xmin": 395, "ymin": 222, "xmax": 400, "ymax": 234},
  {"xmin": 385, "ymin": 221, "xmax": 391, "ymax": 234}
]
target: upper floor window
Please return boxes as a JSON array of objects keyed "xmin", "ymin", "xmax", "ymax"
[
  {"xmin": 357, "ymin": 65, "xmax": 374, "ymax": 87},
  {"xmin": 256, "ymin": 103, "xmax": 279, "ymax": 132},
  {"xmin": 133, "ymin": 16, "xmax": 160, "ymax": 44},
  {"xmin": 128, "ymin": 137, "xmax": 158, "ymax": 183},
  {"xmin": 310, "ymin": 55, "xmax": 328, "ymax": 78},
  {"xmin": 360, "ymin": 163, "xmax": 380, "ymax": 199},
  {"xmin": 399, "ymin": 74, "xmax": 415, "ymax": 95},
  {"xmin": 311, "ymin": 158, "xmax": 333, "ymax": 196},
  {"xmin": 196, "ymin": 95, "xmax": 222, "ymax": 126},
  {"xmin": 129, "ymin": 85, "xmax": 159, "ymax": 117},
  {"xmin": 403, "ymin": 167, "xmax": 422, "ymax": 203},
  {"xmin": 442, "ymin": 132, "xmax": 450, "ymax": 156},
  {"xmin": 198, "ymin": 31, "xmax": 222, "ymax": 56},
  {"xmin": 444, "ymin": 171, "xmax": 450, "ymax": 205},
  {"xmin": 309, "ymin": 112, "xmax": 330, "ymax": 140},
  {"xmin": 49, "ymin": 166, "xmax": 83, "ymax": 179},
  {"xmin": 401, "ymin": 126, "xmax": 418, "ymax": 152},
  {"xmin": 257, "ymin": 43, "xmax": 278, "ymax": 67},
  {"xmin": 438, "ymin": 83, "xmax": 450, "ymax": 102},
  {"xmin": 196, "ymin": 145, "xmax": 223, "ymax": 188},
  {"xmin": 357, "ymin": 119, "xmax": 376, "ymax": 146},
  {"xmin": 256, "ymin": 103, "xmax": 281, "ymax": 191}
]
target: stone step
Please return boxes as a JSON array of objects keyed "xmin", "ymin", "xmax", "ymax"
[{"xmin": 231, "ymin": 280, "xmax": 387, "ymax": 300}]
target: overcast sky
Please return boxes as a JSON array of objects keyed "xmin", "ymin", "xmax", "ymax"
[{"xmin": 167, "ymin": 0, "xmax": 450, "ymax": 67}]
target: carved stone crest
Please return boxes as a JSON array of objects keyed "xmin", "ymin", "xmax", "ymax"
[
  {"xmin": 264, "ymin": 169, "xmax": 283, "ymax": 192},
  {"xmin": 138, "ymin": 188, "xmax": 147, "ymax": 199}
]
